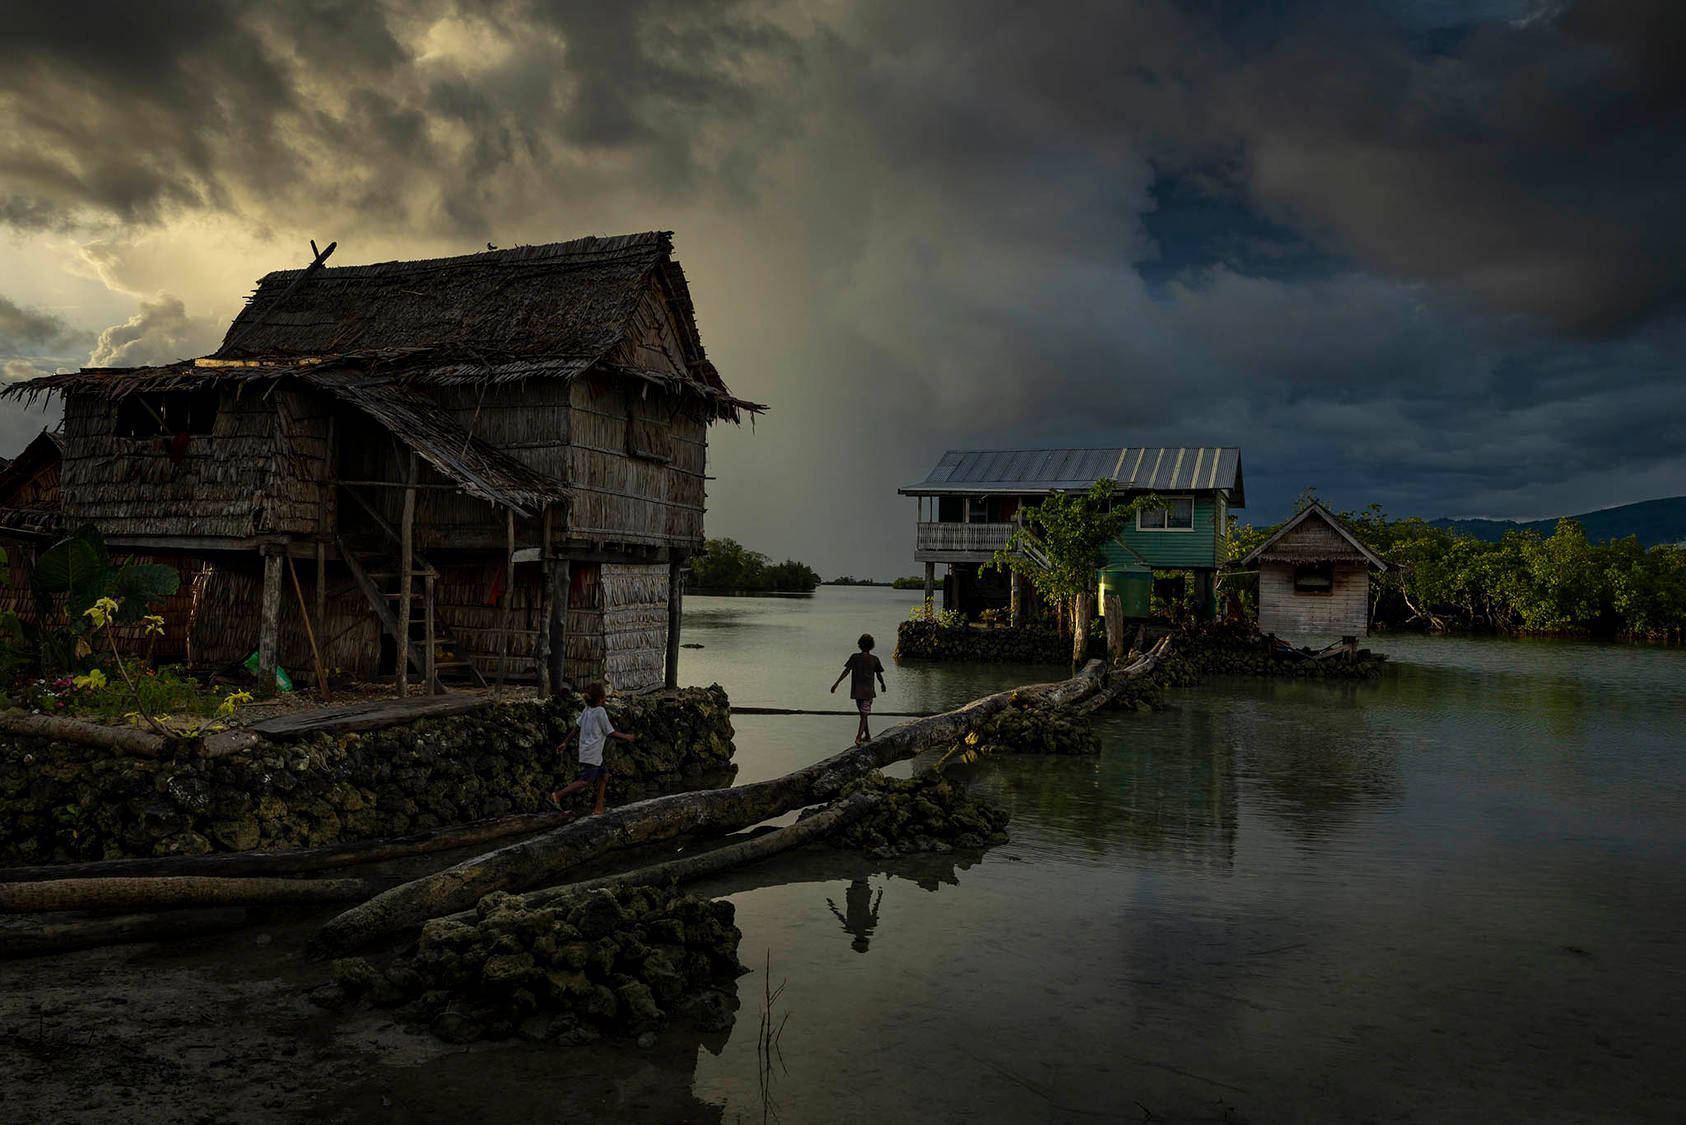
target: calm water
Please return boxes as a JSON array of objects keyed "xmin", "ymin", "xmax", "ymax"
[{"xmin": 666, "ymin": 588, "xmax": 1686, "ymax": 1123}]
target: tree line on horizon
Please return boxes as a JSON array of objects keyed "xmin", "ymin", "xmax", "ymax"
[
  {"xmin": 1231, "ymin": 496, "xmax": 1686, "ymax": 641},
  {"xmin": 687, "ymin": 538, "xmax": 821, "ymax": 593}
]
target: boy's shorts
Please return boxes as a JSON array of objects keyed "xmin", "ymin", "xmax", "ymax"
[
  {"xmin": 854, "ymin": 697, "xmax": 873, "ymax": 714},
  {"xmin": 578, "ymin": 762, "xmax": 607, "ymax": 782}
]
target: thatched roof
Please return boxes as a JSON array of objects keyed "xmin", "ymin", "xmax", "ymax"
[
  {"xmin": 1240, "ymin": 502, "xmax": 1388, "ymax": 569},
  {"xmin": 0, "ymin": 430, "xmax": 64, "ymax": 539},
  {"xmin": 2, "ymin": 231, "xmax": 764, "ymax": 422}
]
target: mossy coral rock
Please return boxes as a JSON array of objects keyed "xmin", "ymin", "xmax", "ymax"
[
  {"xmin": 835, "ymin": 772, "xmax": 1011, "ymax": 856},
  {"xmin": 322, "ymin": 884, "xmax": 745, "ymax": 1044}
]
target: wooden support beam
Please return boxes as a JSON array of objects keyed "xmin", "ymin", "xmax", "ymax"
[
  {"xmin": 665, "ymin": 557, "xmax": 684, "ymax": 690},
  {"xmin": 423, "ymin": 573, "xmax": 437, "ymax": 697},
  {"xmin": 536, "ymin": 506, "xmax": 554, "ymax": 697},
  {"xmin": 1010, "ymin": 570, "xmax": 1024, "ymax": 626},
  {"xmin": 257, "ymin": 547, "xmax": 283, "ymax": 697},
  {"xmin": 314, "ymin": 541, "xmax": 326, "ymax": 637},
  {"xmin": 287, "ymin": 554, "xmax": 333, "ymax": 702},
  {"xmin": 924, "ymin": 561, "xmax": 935, "ymax": 608},
  {"xmin": 548, "ymin": 557, "xmax": 570, "ymax": 694},
  {"xmin": 497, "ymin": 509, "xmax": 515, "ymax": 691},
  {"xmin": 395, "ymin": 454, "xmax": 417, "ymax": 698}
]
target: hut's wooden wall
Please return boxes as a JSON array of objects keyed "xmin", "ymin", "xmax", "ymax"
[
  {"xmin": 565, "ymin": 378, "xmax": 707, "ymax": 546},
  {"xmin": 1257, "ymin": 561, "xmax": 1370, "ymax": 636},
  {"xmin": 187, "ymin": 563, "xmax": 381, "ymax": 680},
  {"xmin": 60, "ymin": 388, "xmax": 329, "ymax": 539},
  {"xmin": 564, "ymin": 562, "xmax": 605, "ymax": 687},
  {"xmin": 0, "ymin": 456, "xmax": 60, "ymax": 511}
]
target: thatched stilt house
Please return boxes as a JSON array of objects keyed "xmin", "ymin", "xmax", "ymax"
[{"xmin": 2, "ymin": 233, "xmax": 763, "ymax": 694}]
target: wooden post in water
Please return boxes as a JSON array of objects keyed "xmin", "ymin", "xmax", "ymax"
[
  {"xmin": 1104, "ymin": 593, "xmax": 1124, "ymax": 664},
  {"xmin": 395, "ymin": 453, "xmax": 418, "ymax": 698},
  {"xmin": 665, "ymin": 556, "xmax": 684, "ymax": 690},
  {"xmin": 257, "ymin": 545, "xmax": 283, "ymax": 697},
  {"xmin": 1072, "ymin": 591, "xmax": 1094, "ymax": 667},
  {"xmin": 923, "ymin": 562, "xmax": 935, "ymax": 610}
]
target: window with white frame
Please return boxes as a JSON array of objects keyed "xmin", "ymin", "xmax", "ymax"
[{"xmin": 1137, "ymin": 496, "xmax": 1194, "ymax": 530}]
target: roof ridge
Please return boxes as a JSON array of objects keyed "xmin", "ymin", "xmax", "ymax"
[{"xmin": 257, "ymin": 231, "xmax": 675, "ymax": 283}]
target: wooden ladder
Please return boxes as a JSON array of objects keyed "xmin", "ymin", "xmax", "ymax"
[{"xmin": 335, "ymin": 535, "xmax": 488, "ymax": 695}]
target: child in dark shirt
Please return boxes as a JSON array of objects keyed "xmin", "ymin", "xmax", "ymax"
[{"xmin": 830, "ymin": 632, "xmax": 887, "ymax": 745}]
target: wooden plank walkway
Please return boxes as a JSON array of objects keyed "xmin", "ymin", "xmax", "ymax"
[{"xmin": 243, "ymin": 695, "xmax": 494, "ymax": 738}]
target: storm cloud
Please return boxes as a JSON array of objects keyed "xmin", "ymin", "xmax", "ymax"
[{"xmin": 1, "ymin": 0, "xmax": 1682, "ymax": 575}]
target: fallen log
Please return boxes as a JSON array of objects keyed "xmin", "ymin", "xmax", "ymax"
[
  {"xmin": 0, "ymin": 712, "xmax": 171, "ymax": 757},
  {"xmin": 0, "ymin": 810, "xmax": 569, "ymax": 884},
  {"xmin": 1, "ymin": 874, "xmax": 392, "ymax": 913},
  {"xmin": 0, "ymin": 907, "xmax": 248, "ymax": 960},
  {"xmin": 437, "ymin": 790, "xmax": 883, "ymax": 925},
  {"xmin": 315, "ymin": 656, "xmax": 1129, "ymax": 954}
]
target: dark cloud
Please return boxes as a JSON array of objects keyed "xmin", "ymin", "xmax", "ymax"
[
  {"xmin": 1, "ymin": 0, "xmax": 1684, "ymax": 574},
  {"xmin": 0, "ymin": 295, "xmax": 78, "ymax": 352}
]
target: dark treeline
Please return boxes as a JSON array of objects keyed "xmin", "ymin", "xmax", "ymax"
[
  {"xmin": 687, "ymin": 538, "xmax": 821, "ymax": 593},
  {"xmin": 1232, "ymin": 501, "xmax": 1686, "ymax": 641}
]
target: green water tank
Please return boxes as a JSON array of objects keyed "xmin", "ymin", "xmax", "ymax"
[{"xmin": 1100, "ymin": 569, "xmax": 1153, "ymax": 617}]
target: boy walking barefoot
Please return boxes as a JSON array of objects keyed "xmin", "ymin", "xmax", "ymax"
[
  {"xmin": 550, "ymin": 682, "xmax": 637, "ymax": 816},
  {"xmin": 831, "ymin": 633, "xmax": 887, "ymax": 745}
]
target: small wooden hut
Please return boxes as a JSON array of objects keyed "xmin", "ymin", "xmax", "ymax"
[
  {"xmin": 1239, "ymin": 502, "xmax": 1387, "ymax": 637},
  {"xmin": 1, "ymin": 232, "xmax": 763, "ymax": 694}
]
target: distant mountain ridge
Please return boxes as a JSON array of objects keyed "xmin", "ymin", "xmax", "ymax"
[{"xmin": 1428, "ymin": 496, "xmax": 1686, "ymax": 547}]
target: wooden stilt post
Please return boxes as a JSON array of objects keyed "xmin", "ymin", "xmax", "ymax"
[
  {"xmin": 665, "ymin": 556, "xmax": 684, "ymax": 691},
  {"xmin": 395, "ymin": 453, "xmax": 417, "ymax": 698},
  {"xmin": 496, "ymin": 509, "xmax": 515, "ymax": 691},
  {"xmin": 549, "ymin": 557, "xmax": 570, "ymax": 694},
  {"xmin": 257, "ymin": 546, "xmax": 283, "ymax": 697},
  {"xmin": 423, "ymin": 573, "xmax": 437, "ymax": 697},
  {"xmin": 314, "ymin": 541, "xmax": 326, "ymax": 637},
  {"xmin": 1009, "ymin": 570, "xmax": 1022, "ymax": 626},
  {"xmin": 536, "ymin": 506, "xmax": 553, "ymax": 697},
  {"xmin": 923, "ymin": 561, "xmax": 935, "ymax": 610}
]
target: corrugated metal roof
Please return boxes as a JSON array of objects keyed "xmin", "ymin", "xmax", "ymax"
[{"xmin": 901, "ymin": 447, "xmax": 1244, "ymax": 505}]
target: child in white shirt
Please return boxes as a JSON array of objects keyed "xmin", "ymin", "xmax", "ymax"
[{"xmin": 549, "ymin": 682, "xmax": 637, "ymax": 816}]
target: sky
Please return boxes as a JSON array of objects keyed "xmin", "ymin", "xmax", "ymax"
[{"xmin": 2, "ymin": 0, "xmax": 1684, "ymax": 579}]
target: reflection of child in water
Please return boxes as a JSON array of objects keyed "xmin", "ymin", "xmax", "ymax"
[{"xmin": 826, "ymin": 878, "xmax": 884, "ymax": 953}]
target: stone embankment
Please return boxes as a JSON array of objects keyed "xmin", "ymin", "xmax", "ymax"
[
  {"xmin": 316, "ymin": 884, "xmax": 745, "ymax": 1045},
  {"xmin": 0, "ymin": 687, "xmax": 735, "ymax": 866}
]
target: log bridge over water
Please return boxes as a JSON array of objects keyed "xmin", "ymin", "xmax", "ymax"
[{"xmin": 0, "ymin": 640, "xmax": 1170, "ymax": 958}]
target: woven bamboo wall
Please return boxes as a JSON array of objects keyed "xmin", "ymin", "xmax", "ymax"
[
  {"xmin": 564, "ymin": 561, "xmax": 604, "ymax": 686},
  {"xmin": 59, "ymin": 388, "xmax": 329, "ymax": 539},
  {"xmin": 433, "ymin": 561, "xmax": 543, "ymax": 682},
  {"xmin": 608, "ymin": 287, "xmax": 692, "ymax": 378},
  {"xmin": 186, "ymin": 563, "xmax": 381, "ymax": 680},
  {"xmin": 0, "ymin": 457, "xmax": 59, "ymax": 511},
  {"xmin": 600, "ymin": 562, "xmax": 668, "ymax": 691},
  {"xmin": 566, "ymin": 378, "xmax": 708, "ymax": 546}
]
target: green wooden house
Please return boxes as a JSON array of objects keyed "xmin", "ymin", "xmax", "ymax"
[{"xmin": 899, "ymin": 446, "xmax": 1244, "ymax": 619}]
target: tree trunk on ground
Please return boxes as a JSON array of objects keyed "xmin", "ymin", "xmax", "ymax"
[
  {"xmin": 437, "ymin": 790, "xmax": 883, "ymax": 926},
  {"xmin": 0, "ymin": 810, "xmax": 571, "ymax": 884},
  {"xmin": 0, "ymin": 713, "xmax": 169, "ymax": 757},
  {"xmin": 0, "ymin": 875, "xmax": 392, "ymax": 913},
  {"xmin": 314, "ymin": 659, "xmax": 1118, "ymax": 954},
  {"xmin": 1, "ymin": 908, "xmax": 248, "ymax": 961}
]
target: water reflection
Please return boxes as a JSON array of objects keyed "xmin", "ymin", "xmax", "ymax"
[{"xmin": 826, "ymin": 879, "xmax": 884, "ymax": 953}]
